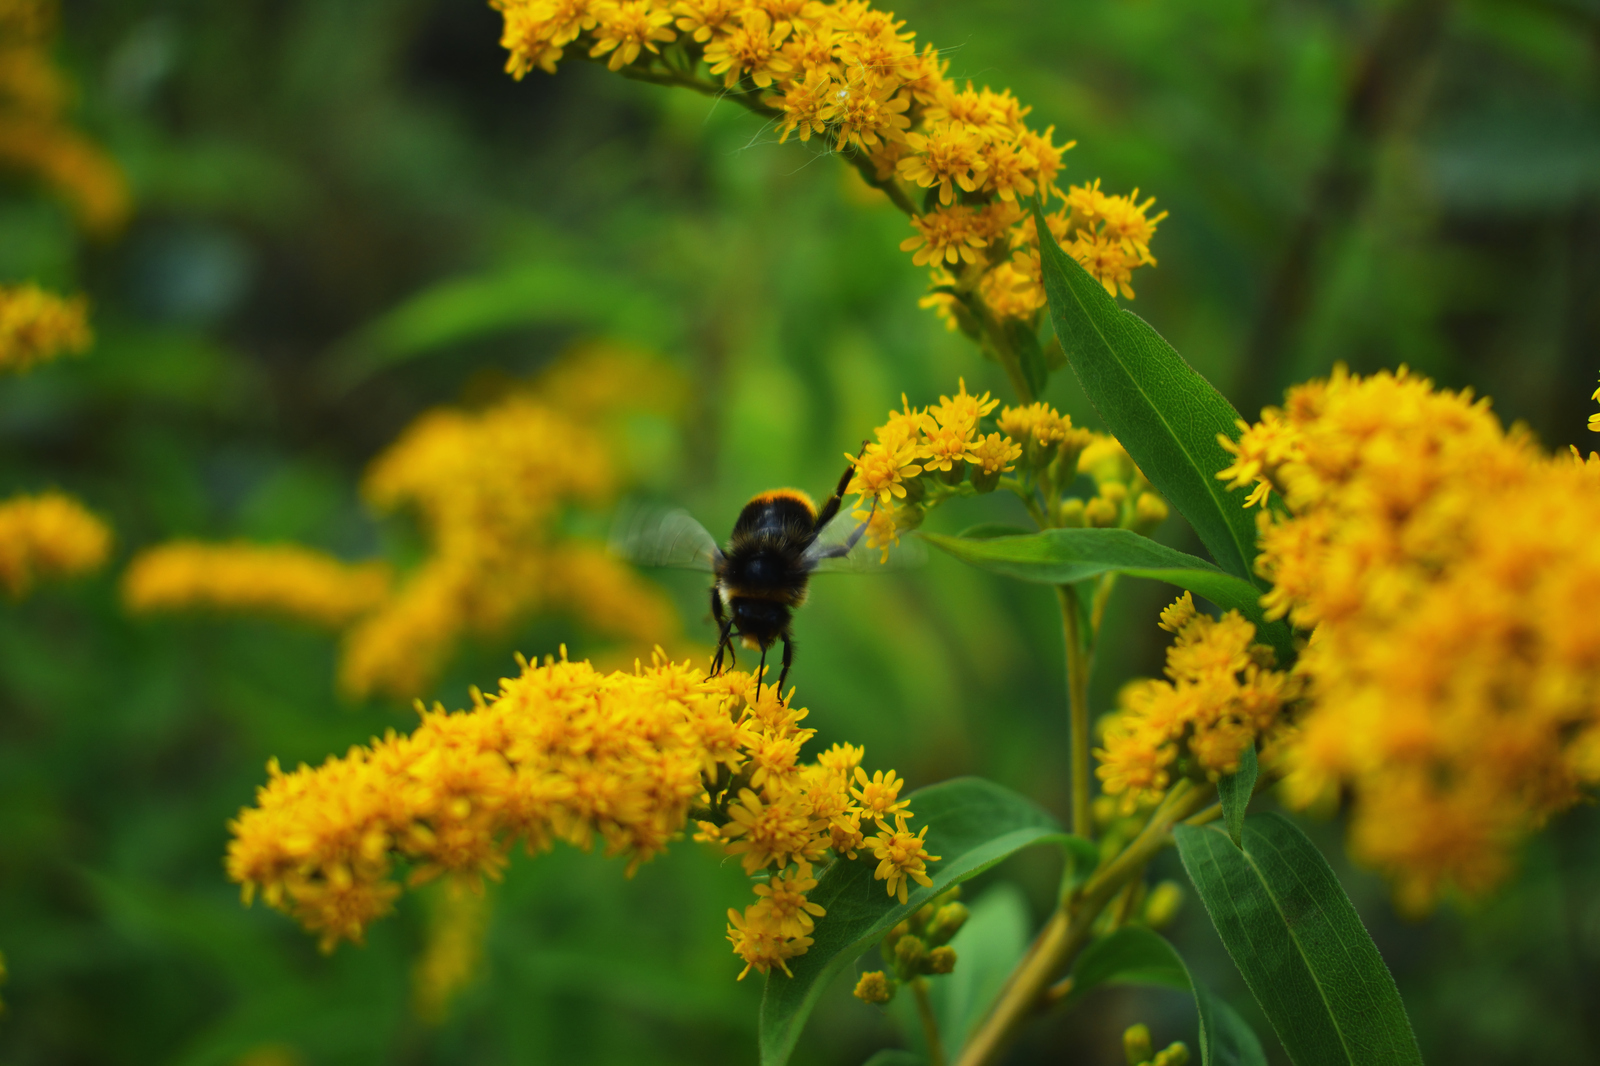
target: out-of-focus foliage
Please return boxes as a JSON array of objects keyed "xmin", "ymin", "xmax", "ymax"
[{"xmin": 0, "ymin": 0, "xmax": 1596, "ymax": 1063}]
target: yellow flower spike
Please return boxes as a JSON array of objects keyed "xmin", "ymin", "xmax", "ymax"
[
  {"xmin": 0, "ymin": 283, "xmax": 90, "ymax": 372},
  {"xmin": 123, "ymin": 542, "xmax": 391, "ymax": 628},
  {"xmin": 0, "ymin": 490, "xmax": 111, "ymax": 597},
  {"xmin": 1231, "ymin": 365, "xmax": 1600, "ymax": 909}
]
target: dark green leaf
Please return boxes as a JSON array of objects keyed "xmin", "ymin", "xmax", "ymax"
[
  {"xmin": 1064, "ymin": 925, "xmax": 1268, "ymax": 1066},
  {"xmin": 759, "ymin": 778, "xmax": 1067, "ymax": 1066},
  {"xmin": 1174, "ymin": 815, "xmax": 1423, "ymax": 1066},
  {"xmin": 1217, "ymin": 743, "xmax": 1259, "ymax": 847},
  {"xmin": 919, "ymin": 527, "xmax": 1292, "ymax": 659},
  {"xmin": 1032, "ymin": 198, "xmax": 1262, "ymax": 585}
]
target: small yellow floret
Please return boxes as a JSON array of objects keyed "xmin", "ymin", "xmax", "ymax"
[
  {"xmin": 0, "ymin": 283, "xmax": 90, "ymax": 373},
  {"xmin": 0, "ymin": 490, "xmax": 111, "ymax": 597}
]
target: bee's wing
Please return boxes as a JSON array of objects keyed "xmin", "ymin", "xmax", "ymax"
[
  {"xmin": 609, "ymin": 502, "xmax": 723, "ymax": 572},
  {"xmin": 802, "ymin": 515, "xmax": 927, "ymax": 574}
]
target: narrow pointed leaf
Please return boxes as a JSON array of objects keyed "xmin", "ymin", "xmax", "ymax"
[
  {"xmin": 1064, "ymin": 925, "xmax": 1268, "ymax": 1066},
  {"xmin": 1217, "ymin": 743, "xmax": 1259, "ymax": 847},
  {"xmin": 1174, "ymin": 814, "xmax": 1423, "ymax": 1066},
  {"xmin": 759, "ymin": 778, "xmax": 1067, "ymax": 1066},
  {"xmin": 920, "ymin": 527, "xmax": 1291, "ymax": 659},
  {"xmin": 1033, "ymin": 198, "xmax": 1262, "ymax": 584}
]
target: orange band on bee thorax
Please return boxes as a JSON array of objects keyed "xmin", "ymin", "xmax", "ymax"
[{"xmin": 746, "ymin": 488, "xmax": 817, "ymax": 516}]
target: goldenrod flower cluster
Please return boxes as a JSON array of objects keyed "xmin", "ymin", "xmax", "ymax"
[
  {"xmin": 0, "ymin": 282, "xmax": 89, "ymax": 372},
  {"xmin": 126, "ymin": 343, "xmax": 683, "ymax": 701},
  {"xmin": 490, "ymin": 0, "xmax": 1163, "ymax": 327},
  {"xmin": 850, "ymin": 885, "xmax": 965, "ymax": 1005},
  {"xmin": 1220, "ymin": 366, "xmax": 1600, "ymax": 910},
  {"xmin": 845, "ymin": 386, "xmax": 1167, "ymax": 551},
  {"xmin": 227, "ymin": 653, "xmax": 935, "ymax": 980},
  {"xmin": 0, "ymin": 0, "xmax": 129, "ymax": 233},
  {"xmin": 1095, "ymin": 592, "xmax": 1300, "ymax": 813},
  {"xmin": 122, "ymin": 542, "xmax": 392, "ymax": 628},
  {"xmin": 0, "ymin": 489, "xmax": 110, "ymax": 596}
]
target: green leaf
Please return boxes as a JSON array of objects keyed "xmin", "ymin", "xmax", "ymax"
[
  {"xmin": 1173, "ymin": 814, "xmax": 1423, "ymax": 1066},
  {"xmin": 919, "ymin": 527, "xmax": 1292, "ymax": 659},
  {"xmin": 759, "ymin": 777, "xmax": 1067, "ymax": 1066},
  {"xmin": 1032, "ymin": 198, "xmax": 1262, "ymax": 585},
  {"xmin": 955, "ymin": 523, "xmax": 1034, "ymax": 540},
  {"xmin": 1217, "ymin": 743, "xmax": 1259, "ymax": 847},
  {"xmin": 1064, "ymin": 925, "xmax": 1268, "ymax": 1066}
]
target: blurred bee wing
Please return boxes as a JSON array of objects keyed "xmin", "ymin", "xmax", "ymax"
[
  {"xmin": 609, "ymin": 502, "xmax": 723, "ymax": 572},
  {"xmin": 803, "ymin": 517, "xmax": 927, "ymax": 574}
]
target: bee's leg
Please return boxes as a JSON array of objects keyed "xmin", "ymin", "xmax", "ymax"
[
  {"xmin": 813, "ymin": 442, "xmax": 868, "ymax": 532},
  {"xmin": 776, "ymin": 631, "xmax": 794, "ymax": 695},
  {"xmin": 710, "ymin": 587, "xmax": 737, "ymax": 675},
  {"xmin": 756, "ymin": 643, "xmax": 769, "ymax": 691},
  {"xmin": 812, "ymin": 500, "xmax": 875, "ymax": 561}
]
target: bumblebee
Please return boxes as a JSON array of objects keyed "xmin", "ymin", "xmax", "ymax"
[{"xmin": 612, "ymin": 457, "xmax": 875, "ymax": 692}]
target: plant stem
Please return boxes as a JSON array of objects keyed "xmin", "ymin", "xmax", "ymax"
[
  {"xmin": 912, "ymin": 978, "xmax": 947, "ymax": 1066},
  {"xmin": 1056, "ymin": 585, "xmax": 1092, "ymax": 839},
  {"xmin": 953, "ymin": 783, "xmax": 1213, "ymax": 1066}
]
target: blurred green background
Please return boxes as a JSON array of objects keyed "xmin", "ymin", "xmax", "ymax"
[{"xmin": 4, "ymin": 0, "xmax": 1599, "ymax": 1063}]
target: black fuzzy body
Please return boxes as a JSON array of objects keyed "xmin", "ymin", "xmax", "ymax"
[{"xmin": 713, "ymin": 492, "xmax": 818, "ymax": 654}]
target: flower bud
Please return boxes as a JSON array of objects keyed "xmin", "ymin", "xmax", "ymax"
[
  {"xmin": 853, "ymin": 970, "xmax": 895, "ymax": 1004},
  {"xmin": 900, "ymin": 475, "xmax": 928, "ymax": 503},
  {"xmin": 938, "ymin": 461, "xmax": 966, "ymax": 486},
  {"xmin": 1142, "ymin": 880, "xmax": 1184, "ymax": 929},
  {"xmin": 1085, "ymin": 495, "xmax": 1119, "ymax": 528},
  {"xmin": 924, "ymin": 901, "xmax": 969, "ymax": 943},
  {"xmin": 893, "ymin": 934, "xmax": 927, "ymax": 974},
  {"xmin": 925, "ymin": 945, "xmax": 957, "ymax": 974},
  {"xmin": 894, "ymin": 503, "xmax": 927, "ymax": 532},
  {"xmin": 1153, "ymin": 1042, "xmax": 1190, "ymax": 1066},
  {"xmin": 1123, "ymin": 1023, "xmax": 1153, "ymax": 1065},
  {"xmin": 970, "ymin": 464, "xmax": 1002, "ymax": 494},
  {"xmin": 1058, "ymin": 497, "xmax": 1087, "ymax": 527},
  {"xmin": 1134, "ymin": 492, "xmax": 1168, "ymax": 530}
]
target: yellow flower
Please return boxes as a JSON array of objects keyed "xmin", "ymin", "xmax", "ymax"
[
  {"xmin": 0, "ymin": 490, "xmax": 111, "ymax": 597},
  {"xmin": 230, "ymin": 655, "xmax": 927, "ymax": 975},
  {"xmin": 123, "ymin": 542, "xmax": 391, "ymax": 628},
  {"xmin": 0, "ymin": 283, "xmax": 90, "ymax": 372},
  {"xmin": 853, "ymin": 969, "xmax": 893, "ymax": 1004},
  {"xmin": 412, "ymin": 884, "xmax": 490, "ymax": 1024},
  {"xmin": 851, "ymin": 766, "xmax": 910, "ymax": 818},
  {"xmin": 703, "ymin": 7, "xmax": 791, "ymax": 89},
  {"xmin": 768, "ymin": 66, "xmax": 835, "ymax": 143},
  {"xmin": 1094, "ymin": 593, "xmax": 1300, "ymax": 813},
  {"xmin": 897, "ymin": 122, "xmax": 988, "ymax": 206},
  {"xmin": 1589, "ymin": 375, "xmax": 1598, "ymax": 433},
  {"xmin": 1230, "ymin": 366, "xmax": 1600, "ymax": 910},
  {"xmin": 899, "ymin": 204, "xmax": 988, "ymax": 267},
  {"xmin": 968, "ymin": 432, "xmax": 1021, "ymax": 476},
  {"xmin": 817, "ymin": 68, "xmax": 910, "ymax": 152},
  {"xmin": 672, "ymin": 0, "xmax": 738, "ymax": 41},
  {"xmin": 865, "ymin": 814, "xmax": 938, "ymax": 904},
  {"xmin": 588, "ymin": 0, "xmax": 676, "ymax": 70}
]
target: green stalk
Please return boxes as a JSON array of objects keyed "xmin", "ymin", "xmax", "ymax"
[
  {"xmin": 912, "ymin": 978, "xmax": 948, "ymax": 1066},
  {"xmin": 1056, "ymin": 584, "xmax": 1092, "ymax": 839}
]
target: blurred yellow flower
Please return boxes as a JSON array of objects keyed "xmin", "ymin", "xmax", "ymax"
[
  {"xmin": 1224, "ymin": 366, "xmax": 1600, "ymax": 910},
  {"xmin": 228, "ymin": 654, "xmax": 930, "ymax": 977},
  {"xmin": 0, "ymin": 490, "xmax": 110, "ymax": 597},
  {"xmin": 412, "ymin": 884, "xmax": 490, "ymax": 1024},
  {"xmin": 0, "ymin": 0, "xmax": 129, "ymax": 233},
  {"xmin": 0, "ymin": 282, "xmax": 89, "ymax": 373},
  {"xmin": 123, "ymin": 542, "xmax": 391, "ymax": 628}
]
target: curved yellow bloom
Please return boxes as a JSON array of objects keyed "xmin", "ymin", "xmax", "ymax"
[
  {"xmin": 229, "ymin": 655, "xmax": 932, "ymax": 976},
  {"xmin": 490, "ymin": 0, "xmax": 1163, "ymax": 327},
  {"xmin": 0, "ymin": 283, "xmax": 89, "ymax": 373},
  {"xmin": 123, "ymin": 542, "xmax": 391, "ymax": 628},
  {"xmin": 0, "ymin": 490, "xmax": 111, "ymax": 597},
  {"xmin": 864, "ymin": 813, "xmax": 938, "ymax": 904},
  {"xmin": 1227, "ymin": 366, "xmax": 1600, "ymax": 910}
]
